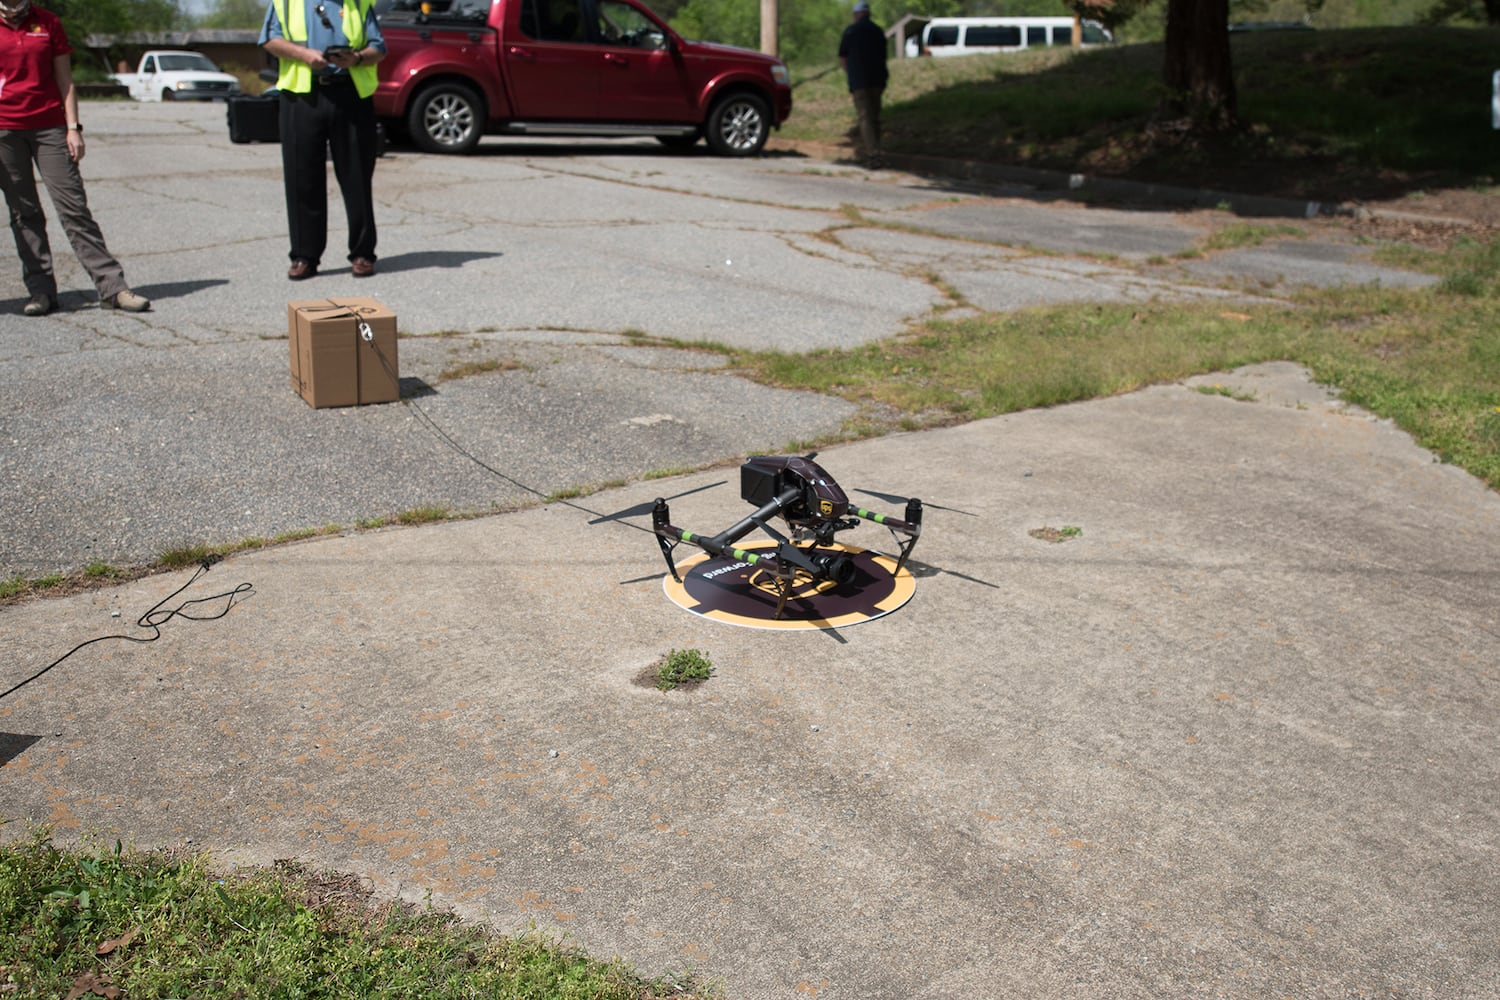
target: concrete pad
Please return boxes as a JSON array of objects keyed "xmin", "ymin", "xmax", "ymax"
[{"xmin": 3, "ymin": 364, "xmax": 1497, "ymax": 999}]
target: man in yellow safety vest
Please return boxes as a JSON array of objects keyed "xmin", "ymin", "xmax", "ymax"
[{"xmin": 259, "ymin": 0, "xmax": 385, "ymax": 279}]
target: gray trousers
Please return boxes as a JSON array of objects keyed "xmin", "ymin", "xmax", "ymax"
[
  {"xmin": 851, "ymin": 86, "xmax": 884, "ymax": 160},
  {"xmin": 0, "ymin": 126, "xmax": 127, "ymax": 301}
]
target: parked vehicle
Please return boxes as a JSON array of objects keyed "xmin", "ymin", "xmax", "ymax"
[
  {"xmin": 373, "ymin": 0, "xmax": 792, "ymax": 156},
  {"xmin": 919, "ymin": 17, "xmax": 1112, "ymax": 58},
  {"xmin": 111, "ymin": 50, "xmax": 241, "ymax": 102}
]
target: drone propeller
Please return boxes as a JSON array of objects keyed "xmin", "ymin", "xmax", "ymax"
[
  {"xmin": 587, "ymin": 480, "xmax": 726, "ymax": 525},
  {"xmin": 853, "ymin": 488, "xmax": 977, "ymax": 517}
]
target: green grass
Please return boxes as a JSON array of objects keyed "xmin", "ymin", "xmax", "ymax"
[{"xmin": 0, "ymin": 830, "xmax": 710, "ymax": 999}]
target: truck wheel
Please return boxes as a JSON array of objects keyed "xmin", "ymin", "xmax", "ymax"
[
  {"xmin": 407, "ymin": 82, "xmax": 484, "ymax": 155},
  {"xmin": 705, "ymin": 92, "xmax": 769, "ymax": 157},
  {"xmin": 162, "ymin": 88, "xmax": 176, "ymax": 102}
]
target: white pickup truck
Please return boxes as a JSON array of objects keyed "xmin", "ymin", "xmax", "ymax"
[{"xmin": 111, "ymin": 50, "xmax": 241, "ymax": 102}]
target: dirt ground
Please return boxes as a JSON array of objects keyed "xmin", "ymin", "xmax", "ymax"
[{"xmin": 1335, "ymin": 186, "xmax": 1499, "ymax": 250}]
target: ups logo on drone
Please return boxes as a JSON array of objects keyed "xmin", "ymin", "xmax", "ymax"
[{"xmin": 819, "ymin": 499, "xmax": 834, "ymax": 516}]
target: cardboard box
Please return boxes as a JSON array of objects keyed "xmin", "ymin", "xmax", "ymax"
[{"xmin": 287, "ymin": 298, "xmax": 399, "ymax": 408}]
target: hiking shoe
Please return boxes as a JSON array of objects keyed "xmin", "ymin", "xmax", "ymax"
[
  {"xmin": 105, "ymin": 290, "xmax": 151, "ymax": 312},
  {"xmin": 22, "ymin": 294, "xmax": 56, "ymax": 317}
]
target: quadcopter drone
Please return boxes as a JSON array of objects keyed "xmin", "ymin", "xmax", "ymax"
[{"xmin": 645, "ymin": 455, "xmax": 924, "ymax": 617}]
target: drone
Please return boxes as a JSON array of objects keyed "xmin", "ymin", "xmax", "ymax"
[{"xmin": 634, "ymin": 454, "xmax": 926, "ymax": 618}]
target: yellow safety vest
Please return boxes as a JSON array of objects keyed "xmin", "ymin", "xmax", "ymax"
[{"xmin": 272, "ymin": 0, "xmax": 378, "ymax": 97}]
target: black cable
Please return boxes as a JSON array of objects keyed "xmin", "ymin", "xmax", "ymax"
[
  {"xmin": 0, "ymin": 558, "xmax": 253, "ymax": 703},
  {"xmin": 360, "ymin": 330, "xmax": 657, "ymax": 534}
]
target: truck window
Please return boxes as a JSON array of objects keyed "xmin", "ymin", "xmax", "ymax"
[
  {"xmin": 519, "ymin": 0, "xmax": 585, "ymax": 42},
  {"xmin": 925, "ymin": 25, "xmax": 958, "ymax": 47},
  {"xmin": 142, "ymin": 56, "xmax": 156, "ymax": 73},
  {"xmin": 966, "ymin": 26, "xmax": 1021, "ymax": 48},
  {"xmin": 593, "ymin": 0, "xmax": 667, "ymax": 49}
]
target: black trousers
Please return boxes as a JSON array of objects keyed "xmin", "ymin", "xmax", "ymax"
[{"xmin": 279, "ymin": 80, "xmax": 378, "ymax": 265}]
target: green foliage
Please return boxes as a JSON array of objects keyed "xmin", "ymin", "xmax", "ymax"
[
  {"xmin": 0, "ymin": 831, "xmax": 709, "ymax": 999},
  {"xmin": 657, "ymin": 648, "xmax": 713, "ymax": 690},
  {"xmin": 195, "ymin": 0, "xmax": 270, "ymax": 29},
  {"xmin": 50, "ymin": 0, "xmax": 184, "ymax": 41}
]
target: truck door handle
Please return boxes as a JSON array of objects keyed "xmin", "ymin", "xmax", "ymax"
[
  {"xmin": 603, "ymin": 52, "xmax": 628, "ymax": 66},
  {"xmin": 506, "ymin": 45, "xmax": 535, "ymax": 60}
]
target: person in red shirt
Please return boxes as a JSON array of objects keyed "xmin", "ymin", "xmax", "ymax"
[{"xmin": 0, "ymin": 0, "xmax": 149, "ymax": 315}]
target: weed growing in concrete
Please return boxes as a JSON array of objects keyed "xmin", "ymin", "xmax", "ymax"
[{"xmin": 657, "ymin": 648, "xmax": 713, "ymax": 691}]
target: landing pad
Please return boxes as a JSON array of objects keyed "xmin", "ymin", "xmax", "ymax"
[{"xmin": 662, "ymin": 543, "xmax": 916, "ymax": 630}]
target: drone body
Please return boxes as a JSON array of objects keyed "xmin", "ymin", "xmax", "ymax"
[{"xmin": 651, "ymin": 455, "xmax": 923, "ymax": 618}]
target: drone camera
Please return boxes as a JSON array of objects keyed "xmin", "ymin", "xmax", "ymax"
[{"xmin": 808, "ymin": 550, "xmax": 856, "ymax": 586}]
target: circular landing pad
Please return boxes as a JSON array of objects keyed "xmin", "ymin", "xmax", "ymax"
[{"xmin": 662, "ymin": 543, "xmax": 916, "ymax": 630}]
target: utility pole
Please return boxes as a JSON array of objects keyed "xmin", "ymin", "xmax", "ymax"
[{"xmin": 761, "ymin": 0, "xmax": 778, "ymax": 56}]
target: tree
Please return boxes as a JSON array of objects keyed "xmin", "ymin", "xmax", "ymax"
[
  {"xmin": 1065, "ymin": 0, "xmax": 1151, "ymax": 32},
  {"xmin": 197, "ymin": 0, "xmax": 270, "ymax": 29},
  {"xmin": 1161, "ymin": 0, "xmax": 1236, "ymax": 128},
  {"xmin": 49, "ymin": 0, "xmax": 183, "ymax": 41},
  {"xmin": 1073, "ymin": 0, "xmax": 1237, "ymax": 130},
  {"xmin": 1422, "ymin": 0, "xmax": 1500, "ymax": 24}
]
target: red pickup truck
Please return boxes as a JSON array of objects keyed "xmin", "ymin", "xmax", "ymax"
[{"xmin": 374, "ymin": 0, "xmax": 793, "ymax": 156}]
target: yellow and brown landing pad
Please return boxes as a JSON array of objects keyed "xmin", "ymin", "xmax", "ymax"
[{"xmin": 662, "ymin": 542, "xmax": 916, "ymax": 630}]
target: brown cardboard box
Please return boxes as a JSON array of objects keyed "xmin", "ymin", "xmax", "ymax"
[{"xmin": 287, "ymin": 298, "xmax": 399, "ymax": 408}]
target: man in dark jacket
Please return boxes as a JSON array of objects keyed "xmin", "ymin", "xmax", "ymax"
[{"xmin": 838, "ymin": 0, "xmax": 889, "ymax": 166}]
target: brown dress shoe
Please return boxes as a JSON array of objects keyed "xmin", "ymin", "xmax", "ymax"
[
  {"xmin": 351, "ymin": 257, "xmax": 376, "ymax": 278},
  {"xmin": 287, "ymin": 259, "xmax": 318, "ymax": 280}
]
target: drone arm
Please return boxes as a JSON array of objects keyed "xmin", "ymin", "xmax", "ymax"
[
  {"xmin": 851, "ymin": 497, "xmax": 923, "ymax": 573},
  {"xmin": 654, "ymin": 498, "xmax": 787, "ymax": 582},
  {"xmin": 708, "ymin": 485, "xmax": 803, "ymax": 549}
]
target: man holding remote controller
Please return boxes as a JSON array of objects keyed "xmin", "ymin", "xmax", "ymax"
[{"xmin": 259, "ymin": 0, "xmax": 385, "ymax": 280}]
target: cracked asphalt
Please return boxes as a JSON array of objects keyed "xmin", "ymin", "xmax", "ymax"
[{"xmin": 3, "ymin": 103, "xmax": 1495, "ymax": 999}]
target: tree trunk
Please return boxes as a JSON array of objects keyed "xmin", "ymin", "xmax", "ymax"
[{"xmin": 1161, "ymin": 0, "xmax": 1237, "ymax": 130}]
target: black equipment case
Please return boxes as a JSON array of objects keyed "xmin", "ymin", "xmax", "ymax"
[{"xmin": 227, "ymin": 92, "xmax": 281, "ymax": 144}]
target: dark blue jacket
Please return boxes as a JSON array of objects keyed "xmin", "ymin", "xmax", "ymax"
[{"xmin": 839, "ymin": 17, "xmax": 889, "ymax": 92}]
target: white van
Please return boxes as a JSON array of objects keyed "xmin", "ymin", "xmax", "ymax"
[{"xmin": 918, "ymin": 17, "xmax": 1112, "ymax": 58}]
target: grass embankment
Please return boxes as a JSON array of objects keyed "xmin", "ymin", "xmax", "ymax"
[
  {"xmin": 0, "ymin": 831, "xmax": 709, "ymax": 999},
  {"xmin": 784, "ymin": 26, "xmax": 1500, "ymax": 200}
]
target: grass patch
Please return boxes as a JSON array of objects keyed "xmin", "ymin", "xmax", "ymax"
[
  {"xmin": 1199, "ymin": 222, "xmax": 1306, "ymax": 251},
  {"xmin": 395, "ymin": 506, "xmax": 450, "ymax": 526},
  {"xmin": 0, "ymin": 831, "xmax": 711, "ymax": 1000},
  {"xmin": 1193, "ymin": 383, "xmax": 1257, "ymax": 402},
  {"xmin": 435, "ymin": 357, "xmax": 525, "ymax": 383}
]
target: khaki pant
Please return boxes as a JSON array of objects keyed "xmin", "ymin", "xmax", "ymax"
[
  {"xmin": 851, "ymin": 86, "xmax": 884, "ymax": 160},
  {"xmin": 0, "ymin": 126, "xmax": 127, "ymax": 301}
]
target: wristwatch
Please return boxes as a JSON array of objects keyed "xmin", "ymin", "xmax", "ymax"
[{"xmin": 67, "ymin": 123, "xmax": 83, "ymax": 132}]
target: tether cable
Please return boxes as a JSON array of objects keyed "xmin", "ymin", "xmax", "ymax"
[
  {"xmin": 358, "ymin": 324, "xmax": 658, "ymax": 534},
  {"xmin": 0, "ymin": 558, "xmax": 253, "ymax": 703}
]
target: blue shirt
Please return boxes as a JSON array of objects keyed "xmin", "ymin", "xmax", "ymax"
[{"xmin": 259, "ymin": 0, "xmax": 386, "ymax": 78}]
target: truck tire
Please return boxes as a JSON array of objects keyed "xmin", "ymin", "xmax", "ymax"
[
  {"xmin": 407, "ymin": 82, "xmax": 484, "ymax": 155},
  {"xmin": 162, "ymin": 88, "xmax": 176, "ymax": 102},
  {"xmin": 705, "ymin": 92, "xmax": 770, "ymax": 157}
]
